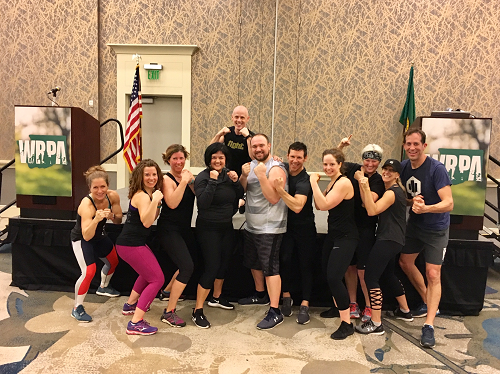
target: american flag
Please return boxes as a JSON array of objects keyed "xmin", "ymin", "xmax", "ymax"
[{"xmin": 123, "ymin": 64, "xmax": 142, "ymax": 172}]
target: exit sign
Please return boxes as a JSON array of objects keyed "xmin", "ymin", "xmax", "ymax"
[{"xmin": 148, "ymin": 70, "xmax": 160, "ymax": 80}]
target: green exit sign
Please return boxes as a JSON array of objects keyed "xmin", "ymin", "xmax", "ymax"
[{"xmin": 148, "ymin": 70, "xmax": 160, "ymax": 80}]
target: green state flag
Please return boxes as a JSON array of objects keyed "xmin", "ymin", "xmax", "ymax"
[{"xmin": 399, "ymin": 66, "xmax": 416, "ymax": 131}]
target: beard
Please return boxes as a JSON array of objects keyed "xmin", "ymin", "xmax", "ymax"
[{"xmin": 254, "ymin": 150, "xmax": 269, "ymax": 162}]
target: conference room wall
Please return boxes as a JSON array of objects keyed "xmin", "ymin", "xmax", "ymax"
[{"xmin": 1, "ymin": 0, "xmax": 499, "ymax": 176}]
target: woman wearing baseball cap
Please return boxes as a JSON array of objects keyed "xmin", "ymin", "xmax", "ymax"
[{"xmin": 355, "ymin": 159, "xmax": 414, "ymax": 335}]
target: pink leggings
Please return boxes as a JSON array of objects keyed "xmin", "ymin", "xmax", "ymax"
[{"xmin": 115, "ymin": 244, "xmax": 164, "ymax": 312}]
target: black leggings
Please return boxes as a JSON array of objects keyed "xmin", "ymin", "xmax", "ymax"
[
  {"xmin": 197, "ymin": 226, "xmax": 235, "ymax": 290},
  {"xmin": 158, "ymin": 229, "xmax": 195, "ymax": 285},
  {"xmin": 280, "ymin": 225, "xmax": 317, "ymax": 301},
  {"xmin": 364, "ymin": 240, "xmax": 405, "ymax": 310},
  {"xmin": 322, "ymin": 234, "xmax": 357, "ymax": 311}
]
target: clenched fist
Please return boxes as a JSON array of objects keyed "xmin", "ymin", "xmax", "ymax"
[{"xmin": 310, "ymin": 173, "xmax": 320, "ymax": 184}]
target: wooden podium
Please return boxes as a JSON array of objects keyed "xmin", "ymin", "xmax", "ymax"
[{"xmin": 14, "ymin": 106, "xmax": 100, "ymax": 219}]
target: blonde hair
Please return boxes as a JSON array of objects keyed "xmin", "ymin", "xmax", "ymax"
[
  {"xmin": 162, "ymin": 144, "xmax": 189, "ymax": 165},
  {"xmin": 84, "ymin": 165, "xmax": 108, "ymax": 188}
]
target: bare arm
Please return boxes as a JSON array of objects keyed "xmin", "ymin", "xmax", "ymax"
[
  {"xmin": 210, "ymin": 127, "xmax": 230, "ymax": 144},
  {"xmin": 255, "ymin": 164, "xmax": 286, "ymax": 205},
  {"xmin": 239, "ymin": 162, "xmax": 251, "ymax": 191},
  {"xmin": 359, "ymin": 178, "xmax": 395, "ymax": 216},
  {"xmin": 134, "ymin": 190, "xmax": 163, "ymax": 228},
  {"xmin": 162, "ymin": 171, "xmax": 192, "ymax": 209},
  {"xmin": 311, "ymin": 174, "xmax": 352, "ymax": 211},
  {"xmin": 274, "ymin": 177, "xmax": 307, "ymax": 213},
  {"xmin": 80, "ymin": 200, "xmax": 108, "ymax": 241},
  {"xmin": 337, "ymin": 134, "xmax": 352, "ymax": 150},
  {"xmin": 107, "ymin": 190, "xmax": 123, "ymax": 224},
  {"xmin": 412, "ymin": 185, "xmax": 454, "ymax": 214}
]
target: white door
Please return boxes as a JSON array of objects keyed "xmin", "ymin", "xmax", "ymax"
[{"xmin": 141, "ymin": 96, "xmax": 182, "ymax": 170}]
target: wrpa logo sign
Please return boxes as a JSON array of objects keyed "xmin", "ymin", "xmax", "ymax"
[
  {"xmin": 18, "ymin": 135, "xmax": 68, "ymax": 168},
  {"xmin": 430, "ymin": 148, "xmax": 483, "ymax": 184}
]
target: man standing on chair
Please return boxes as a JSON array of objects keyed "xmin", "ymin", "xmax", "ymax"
[
  {"xmin": 239, "ymin": 133, "xmax": 288, "ymax": 330},
  {"xmin": 399, "ymin": 128, "xmax": 453, "ymax": 349},
  {"xmin": 211, "ymin": 105, "xmax": 254, "ymax": 176}
]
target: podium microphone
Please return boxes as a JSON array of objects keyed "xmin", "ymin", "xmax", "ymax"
[{"xmin": 47, "ymin": 87, "xmax": 61, "ymax": 95}]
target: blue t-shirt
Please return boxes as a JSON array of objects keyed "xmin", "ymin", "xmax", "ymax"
[{"xmin": 401, "ymin": 157, "xmax": 452, "ymax": 231}]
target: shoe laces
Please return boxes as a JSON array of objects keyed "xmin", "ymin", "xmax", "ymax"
[
  {"xmin": 363, "ymin": 307, "xmax": 372, "ymax": 316},
  {"xmin": 360, "ymin": 319, "xmax": 374, "ymax": 329},
  {"xmin": 349, "ymin": 303, "xmax": 358, "ymax": 312}
]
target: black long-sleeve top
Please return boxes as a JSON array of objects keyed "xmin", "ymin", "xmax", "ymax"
[{"xmin": 194, "ymin": 168, "xmax": 244, "ymax": 229}]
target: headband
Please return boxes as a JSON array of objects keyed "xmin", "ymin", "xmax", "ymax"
[{"xmin": 362, "ymin": 151, "xmax": 382, "ymax": 162}]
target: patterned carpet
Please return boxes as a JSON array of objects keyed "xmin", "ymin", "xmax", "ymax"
[{"xmin": 1, "ymin": 247, "xmax": 500, "ymax": 373}]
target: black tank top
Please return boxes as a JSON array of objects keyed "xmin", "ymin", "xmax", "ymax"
[
  {"xmin": 377, "ymin": 184, "xmax": 407, "ymax": 245},
  {"xmin": 115, "ymin": 191, "xmax": 152, "ymax": 246},
  {"xmin": 157, "ymin": 172, "xmax": 195, "ymax": 231},
  {"xmin": 326, "ymin": 176, "xmax": 358, "ymax": 239},
  {"xmin": 71, "ymin": 195, "xmax": 111, "ymax": 242}
]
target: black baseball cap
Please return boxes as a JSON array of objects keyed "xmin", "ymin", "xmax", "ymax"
[{"xmin": 382, "ymin": 159, "xmax": 402, "ymax": 174}]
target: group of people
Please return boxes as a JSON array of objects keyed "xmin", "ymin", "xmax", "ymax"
[{"xmin": 70, "ymin": 105, "xmax": 453, "ymax": 349}]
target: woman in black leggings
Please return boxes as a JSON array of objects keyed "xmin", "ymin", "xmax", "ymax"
[
  {"xmin": 192, "ymin": 143, "xmax": 244, "ymax": 328},
  {"xmin": 158, "ymin": 144, "xmax": 196, "ymax": 328},
  {"xmin": 310, "ymin": 148, "xmax": 358, "ymax": 340},
  {"xmin": 356, "ymin": 159, "xmax": 413, "ymax": 335}
]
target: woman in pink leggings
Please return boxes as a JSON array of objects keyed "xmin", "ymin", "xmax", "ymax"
[{"xmin": 115, "ymin": 159, "xmax": 165, "ymax": 335}]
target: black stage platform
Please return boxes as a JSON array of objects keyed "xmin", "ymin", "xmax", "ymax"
[{"xmin": 6, "ymin": 216, "xmax": 494, "ymax": 316}]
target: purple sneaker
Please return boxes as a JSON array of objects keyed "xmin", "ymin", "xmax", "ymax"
[
  {"xmin": 122, "ymin": 302, "xmax": 150, "ymax": 315},
  {"xmin": 122, "ymin": 302, "xmax": 137, "ymax": 315},
  {"xmin": 126, "ymin": 319, "xmax": 158, "ymax": 335},
  {"xmin": 161, "ymin": 309, "xmax": 186, "ymax": 327}
]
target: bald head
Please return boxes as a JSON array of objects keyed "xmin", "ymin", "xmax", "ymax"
[{"xmin": 232, "ymin": 106, "xmax": 250, "ymax": 133}]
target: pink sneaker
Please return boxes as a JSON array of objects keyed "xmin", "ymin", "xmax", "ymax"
[
  {"xmin": 361, "ymin": 307, "xmax": 372, "ymax": 322},
  {"xmin": 349, "ymin": 302, "xmax": 360, "ymax": 319}
]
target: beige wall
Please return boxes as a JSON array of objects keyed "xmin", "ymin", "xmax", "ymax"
[{"xmin": 1, "ymin": 0, "xmax": 499, "ymax": 174}]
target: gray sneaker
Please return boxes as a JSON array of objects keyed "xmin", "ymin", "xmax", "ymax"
[
  {"xmin": 71, "ymin": 305, "xmax": 92, "ymax": 322},
  {"xmin": 296, "ymin": 305, "xmax": 310, "ymax": 325},
  {"xmin": 281, "ymin": 297, "xmax": 293, "ymax": 317},
  {"xmin": 257, "ymin": 308, "xmax": 283, "ymax": 330},
  {"xmin": 420, "ymin": 324, "xmax": 436, "ymax": 348},
  {"xmin": 96, "ymin": 286, "xmax": 120, "ymax": 297},
  {"xmin": 238, "ymin": 294, "xmax": 270, "ymax": 306},
  {"xmin": 355, "ymin": 319, "xmax": 385, "ymax": 335}
]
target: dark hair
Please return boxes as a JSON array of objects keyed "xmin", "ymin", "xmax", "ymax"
[
  {"xmin": 128, "ymin": 159, "xmax": 163, "ymax": 199},
  {"xmin": 162, "ymin": 144, "xmax": 189, "ymax": 165},
  {"xmin": 322, "ymin": 148, "xmax": 346, "ymax": 174},
  {"xmin": 288, "ymin": 142, "xmax": 307, "ymax": 157},
  {"xmin": 404, "ymin": 128, "xmax": 426, "ymax": 144},
  {"xmin": 250, "ymin": 133, "xmax": 270, "ymax": 144},
  {"xmin": 204, "ymin": 143, "xmax": 232, "ymax": 168},
  {"xmin": 84, "ymin": 165, "xmax": 108, "ymax": 188}
]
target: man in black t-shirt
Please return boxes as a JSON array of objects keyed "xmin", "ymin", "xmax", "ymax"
[
  {"xmin": 211, "ymin": 105, "xmax": 255, "ymax": 176},
  {"xmin": 274, "ymin": 142, "xmax": 317, "ymax": 325}
]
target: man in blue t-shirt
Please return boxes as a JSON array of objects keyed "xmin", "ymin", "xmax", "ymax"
[{"xmin": 399, "ymin": 128, "xmax": 454, "ymax": 349}]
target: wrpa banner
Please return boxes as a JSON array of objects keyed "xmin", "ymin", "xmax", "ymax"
[{"xmin": 15, "ymin": 106, "xmax": 72, "ymax": 197}]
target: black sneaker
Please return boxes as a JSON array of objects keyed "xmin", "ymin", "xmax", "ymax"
[
  {"xmin": 393, "ymin": 308, "xmax": 414, "ymax": 322},
  {"xmin": 238, "ymin": 294, "xmax": 270, "ymax": 306},
  {"xmin": 296, "ymin": 305, "xmax": 310, "ymax": 325},
  {"xmin": 192, "ymin": 308, "xmax": 211, "ymax": 329},
  {"xmin": 281, "ymin": 297, "xmax": 293, "ymax": 317},
  {"xmin": 355, "ymin": 319, "xmax": 385, "ymax": 335},
  {"xmin": 420, "ymin": 324, "xmax": 436, "ymax": 348},
  {"xmin": 320, "ymin": 307, "xmax": 339, "ymax": 318},
  {"xmin": 331, "ymin": 321, "xmax": 354, "ymax": 340},
  {"xmin": 208, "ymin": 296, "xmax": 235, "ymax": 310},
  {"xmin": 257, "ymin": 308, "xmax": 284, "ymax": 330}
]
